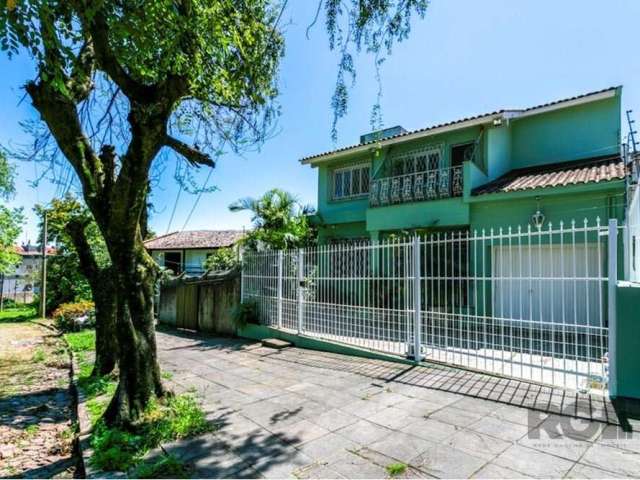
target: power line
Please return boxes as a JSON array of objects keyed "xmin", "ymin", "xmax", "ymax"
[
  {"xmin": 165, "ymin": 182, "xmax": 183, "ymax": 234},
  {"xmin": 181, "ymin": 168, "xmax": 214, "ymax": 232}
]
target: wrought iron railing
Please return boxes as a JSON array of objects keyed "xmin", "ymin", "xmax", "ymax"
[{"xmin": 369, "ymin": 165, "xmax": 463, "ymax": 207}]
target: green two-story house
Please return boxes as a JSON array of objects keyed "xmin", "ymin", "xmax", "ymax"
[{"xmin": 302, "ymin": 87, "xmax": 627, "ymax": 243}]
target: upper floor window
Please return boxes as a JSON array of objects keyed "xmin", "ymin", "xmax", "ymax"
[
  {"xmin": 333, "ymin": 164, "xmax": 370, "ymax": 200},
  {"xmin": 450, "ymin": 142, "xmax": 475, "ymax": 167},
  {"xmin": 391, "ymin": 145, "xmax": 442, "ymax": 176}
]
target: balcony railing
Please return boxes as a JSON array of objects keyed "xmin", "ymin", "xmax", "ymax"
[{"xmin": 369, "ymin": 165, "xmax": 463, "ymax": 207}]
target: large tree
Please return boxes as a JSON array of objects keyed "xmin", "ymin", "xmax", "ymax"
[
  {"xmin": 37, "ymin": 195, "xmax": 118, "ymax": 376},
  {"xmin": 0, "ymin": 151, "xmax": 24, "ymax": 282},
  {"xmin": 1, "ymin": 0, "xmax": 428, "ymax": 426}
]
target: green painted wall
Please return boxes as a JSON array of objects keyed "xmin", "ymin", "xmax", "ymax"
[
  {"xmin": 311, "ymin": 89, "xmax": 623, "ymax": 242},
  {"xmin": 318, "ymin": 221, "xmax": 368, "ymax": 243},
  {"xmin": 469, "ymin": 184, "xmax": 625, "ymax": 233},
  {"xmin": 367, "ymin": 198, "xmax": 470, "ymax": 232},
  {"xmin": 614, "ymin": 282, "xmax": 640, "ymax": 400},
  {"xmin": 510, "ymin": 94, "xmax": 621, "ymax": 169},
  {"xmin": 486, "ymin": 125, "xmax": 511, "ymax": 180}
]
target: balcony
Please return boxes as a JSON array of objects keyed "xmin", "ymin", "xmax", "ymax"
[{"xmin": 369, "ymin": 165, "xmax": 463, "ymax": 207}]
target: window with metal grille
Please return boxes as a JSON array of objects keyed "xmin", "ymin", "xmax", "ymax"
[
  {"xmin": 332, "ymin": 164, "xmax": 370, "ymax": 200},
  {"xmin": 389, "ymin": 145, "xmax": 442, "ymax": 176}
]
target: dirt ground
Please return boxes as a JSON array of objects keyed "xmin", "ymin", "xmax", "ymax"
[{"xmin": 0, "ymin": 316, "xmax": 78, "ymax": 478}]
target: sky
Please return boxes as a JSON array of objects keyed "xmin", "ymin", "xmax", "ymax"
[{"xmin": 1, "ymin": 0, "xmax": 639, "ymax": 243}]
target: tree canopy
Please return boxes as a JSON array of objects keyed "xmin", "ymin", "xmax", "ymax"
[
  {"xmin": 230, "ymin": 188, "xmax": 316, "ymax": 250},
  {"xmin": 0, "ymin": 0, "xmax": 430, "ymax": 426},
  {"xmin": 0, "ymin": 151, "xmax": 24, "ymax": 276}
]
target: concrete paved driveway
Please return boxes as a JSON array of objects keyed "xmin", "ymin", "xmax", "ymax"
[{"xmin": 157, "ymin": 329, "xmax": 640, "ymax": 478}]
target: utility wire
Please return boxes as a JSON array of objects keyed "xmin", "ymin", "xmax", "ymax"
[{"xmin": 181, "ymin": 168, "xmax": 214, "ymax": 232}]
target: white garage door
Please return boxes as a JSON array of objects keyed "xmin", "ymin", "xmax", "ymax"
[{"xmin": 492, "ymin": 243, "xmax": 604, "ymax": 328}]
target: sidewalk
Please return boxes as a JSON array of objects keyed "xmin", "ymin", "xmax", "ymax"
[{"xmin": 157, "ymin": 329, "xmax": 640, "ymax": 478}]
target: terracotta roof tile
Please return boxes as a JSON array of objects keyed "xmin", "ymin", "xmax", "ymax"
[
  {"xmin": 472, "ymin": 155, "xmax": 627, "ymax": 196},
  {"xmin": 144, "ymin": 230, "xmax": 244, "ymax": 250}
]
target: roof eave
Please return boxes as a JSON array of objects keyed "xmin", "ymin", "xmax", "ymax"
[
  {"xmin": 299, "ymin": 86, "xmax": 620, "ymax": 166},
  {"xmin": 300, "ymin": 113, "xmax": 503, "ymax": 166}
]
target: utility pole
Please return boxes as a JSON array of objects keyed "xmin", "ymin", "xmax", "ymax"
[
  {"xmin": 40, "ymin": 211, "xmax": 47, "ymax": 319},
  {"xmin": 0, "ymin": 273, "xmax": 4, "ymax": 312}
]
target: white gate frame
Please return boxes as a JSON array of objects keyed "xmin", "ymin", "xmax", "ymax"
[
  {"xmin": 608, "ymin": 219, "xmax": 618, "ymax": 397},
  {"xmin": 243, "ymin": 218, "xmax": 617, "ymax": 395}
]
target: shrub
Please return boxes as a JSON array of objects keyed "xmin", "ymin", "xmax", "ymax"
[
  {"xmin": 53, "ymin": 300, "xmax": 95, "ymax": 332},
  {"xmin": 133, "ymin": 454, "xmax": 191, "ymax": 479},
  {"xmin": 231, "ymin": 300, "xmax": 260, "ymax": 327},
  {"xmin": 203, "ymin": 247, "xmax": 239, "ymax": 272}
]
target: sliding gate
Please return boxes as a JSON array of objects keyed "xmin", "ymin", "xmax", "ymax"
[{"xmin": 241, "ymin": 219, "xmax": 617, "ymax": 394}]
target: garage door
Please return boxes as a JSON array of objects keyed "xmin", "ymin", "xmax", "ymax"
[{"xmin": 492, "ymin": 243, "xmax": 604, "ymax": 328}]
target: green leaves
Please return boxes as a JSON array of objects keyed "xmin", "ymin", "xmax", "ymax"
[
  {"xmin": 0, "ymin": 205, "xmax": 24, "ymax": 275},
  {"xmin": 0, "ymin": 150, "xmax": 15, "ymax": 200},
  {"xmin": 230, "ymin": 188, "xmax": 316, "ymax": 251}
]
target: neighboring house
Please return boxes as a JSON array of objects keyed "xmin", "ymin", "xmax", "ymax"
[
  {"xmin": 0, "ymin": 243, "xmax": 57, "ymax": 303},
  {"xmin": 144, "ymin": 230, "xmax": 244, "ymax": 276},
  {"xmin": 302, "ymin": 86, "xmax": 627, "ymax": 244}
]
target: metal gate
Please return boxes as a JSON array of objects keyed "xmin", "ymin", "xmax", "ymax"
[{"xmin": 241, "ymin": 218, "xmax": 617, "ymax": 395}]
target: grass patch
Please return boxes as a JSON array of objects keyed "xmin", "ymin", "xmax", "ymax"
[
  {"xmin": 161, "ymin": 371, "xmax": 173, "ymax": 380},
  {"xmin": 65, "ymin": 329, "xmax": 118, "ymax": 424},
  {"xmin": 90, "ymin": 394, "xmax": 212, "ymax": 472},
  {"xmin": 64, "ymin": 330, "xmax": 96, "ymax": 352},
  {"xmin": 0, "ymin": 306, "xmax": 37, "ymax": 323},
  {"xmin": 24, "ymin": 424, "xmax": 39, "ymax": 438},
  {"xmin": 32, "ymin": 347, "xmax": 46, "ymax": 363},
  {"xmin": 133, "ymin": 454, "xmax": 192, "ymax": 479},
  {"xmin": 386, "ymin": 462, "xmax": 407, "ymax": 477}
]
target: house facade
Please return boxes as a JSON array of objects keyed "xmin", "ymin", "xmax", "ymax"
[
  {"xmin": 303, "ymin": 87, "xmax": 627, "ymax": 243},
  {"xmin": 144, "ymin": 230, "xmax": 244, "ymax": 276},
  {"xmin": 0, "ymin": 243, "xmax": 56, "ymax": 304}
]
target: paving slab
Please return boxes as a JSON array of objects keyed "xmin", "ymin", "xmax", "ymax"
[
  {"xmin": 443, "ymin": 430, "xmax": 512, "ymax": 461},
  {"xmin": 410, "ymin": 444, "xmax": 487, "ymax": 478},
  {"xmin": 155, "ymin": 330, "xmax": 634, "ymax": 479},
  {"xmin": 323, "ymin": 450, "xmax": 389, "ymax": 479},
  {"xmin": 492, "ymin": 444, "xmax": 575, "ymax": 478},
  {"xmin": 369, "ymin": 431, "xmax": 437, "ymax": 463},
  {"xmin": 579, "ymin": 443, "xmax": 640, "ymax": 477}
]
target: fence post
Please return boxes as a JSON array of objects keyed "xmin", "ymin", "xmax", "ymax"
[
  {"xmin": 412, "ymin": 236, "xmax": 423, "ymax": 362},
  {"xmin": 608, "ymin": 219, "xmax": 618, "ymax": 398},
  {"xmin": 239, "ymin": 247, "xmax": 244, "ymax": 302},
  {"xmin": 297, "ymin": 248, "xmax": 304, "ymax": 334},
  {"xmin": 277, "ymin": 251, "xmax": 283, "ymax": 329}
]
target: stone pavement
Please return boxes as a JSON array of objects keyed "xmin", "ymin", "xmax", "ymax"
[{"xmin": 157, "ymin": 329, "xmax": 640, "ymax": 478}]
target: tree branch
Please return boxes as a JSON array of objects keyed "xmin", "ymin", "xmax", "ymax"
[
  {"xmin": 26, "ymin": 81, "xmax": 107, "ymax": 221},
  {"xmin": 164, "ymin": 135, "xmax": 215, "ymax": 168},
  {"xmin": 77, "ymin": 6, "xmax": 154, "ymax": 100},
  {"xmin": 66, "ymin": 217, "xmax": 101, "ymax": 284}
]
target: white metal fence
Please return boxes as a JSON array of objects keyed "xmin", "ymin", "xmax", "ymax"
[
  {"xmin": 242, "ymin": 218, "xmax": 618, "ymax": 395},
  {"xmin": 628, "ymin": 186, "xmax": 640, "ymax": 282}
]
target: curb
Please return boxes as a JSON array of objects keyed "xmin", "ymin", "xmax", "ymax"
[
  {"xmin": 59, "ymin": 332, "xmax": 98, "ymax": 479},
  {"xmin": 33, "ymin": 320, "xmax": 91, "ymax": 477}
]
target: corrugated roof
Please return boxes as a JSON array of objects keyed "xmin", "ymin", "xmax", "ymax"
[
  {"xmin": 300, "ymin": 87, "xmax": 620, "ymax": 163},
  {"xmin": 472, "ymin": 155, "xmax": 627, "ymax": 196},
  {"xmin": 144, "ymin": 230, "xmax": 244, "ymax": 250}
]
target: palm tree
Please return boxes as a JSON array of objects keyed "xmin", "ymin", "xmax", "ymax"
[{"xmin": 230, "ymin": 189, "xmax": 315, "ymax": 250}]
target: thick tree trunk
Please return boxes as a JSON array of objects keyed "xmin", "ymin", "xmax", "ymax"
[
  {"xmin": 103, "ymin": 238, "xmax": 165, "ymax": 427},
  {"xmin": 66, "ymin": 221, "xmax": 118, "ymax": 377},
  {"xmin": 91, "ymin": 270, "xmax": 118, "ymax": 376}
]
